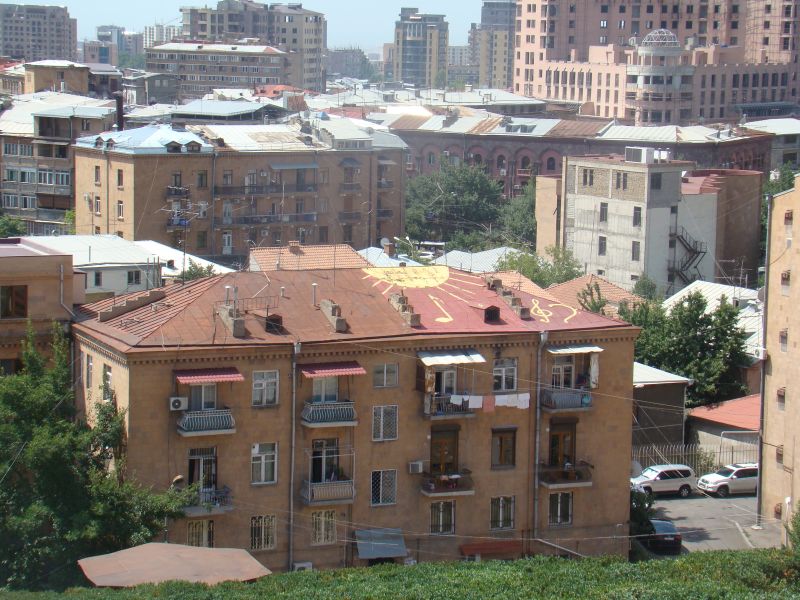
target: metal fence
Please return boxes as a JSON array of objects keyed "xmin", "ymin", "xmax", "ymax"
[{"xmin": 632, "ymin": 442, "xmax": 759, "ymax": 475}]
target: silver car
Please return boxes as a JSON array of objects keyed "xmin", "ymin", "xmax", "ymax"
[
  {"xmin": 697, "ymin": 463, "xmax": 759, "ymax": 497},
  {"xmin": 630, "ymin": 464, "xmax": 697, "ymax": 498}
]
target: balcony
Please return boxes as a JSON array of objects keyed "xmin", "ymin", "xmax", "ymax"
[
  {"xmin": 177, "ymin": 409, "xmax": 236, "ymax": 436},
  {"xmin": 166, "ymin": 185, "xmax": 190, "ymax": 198},
  {"xmin": 300, "ymin": 479, "xmax": 355, "ymax": 505},
  {"xmin": 377, "ymin": 179, "xmax": 394, "ymax": 189},
  {"xmin": 339, "ymin": 182, "xmax": 361, "ymax": 193},
  {"xmin": 516, "ymin": 168, "xmax": 533, "ymax": 177},
  {"xmin": 420, "ymin": 470, "xmax": 475, "ymax": 497},
  {"xmin": 184, "ymin": 486, "xmax": 233, "ymax": 517},
  {"xmin": 167, "ymin": 216, "xmax": 190, "ymax": 229},
  {"xmin": 213, "ymin": 183, "xmax": 318, "ymax": 196},
  {"xmin": 541, "ymin": 388, "xmax": 593, "ymax": 412},
  {"xmin": 423, "ymin": 394, "xmax": 475, "ymax": 420},
  {"xmin": 301, "ymin": 402, "xmax": 357, "ymax": 428},
  {"xmin": 220, "ymin": 212, "xmax": 317, "ymax": 226},
  {"xmin": 338, "ymin": 210, "xmax": 362, "ymax": 223},
  {"xmin": 376, "ymin": 208, "xmax": 394, "ymax": 220},
  {"xmin": 538, "ymin": 464, "xmax": 593, "ymax": 489}
]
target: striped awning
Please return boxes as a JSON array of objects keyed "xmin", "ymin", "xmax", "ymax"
[
  {"xmin": 417, "ymin": 349, "xmax": 486, "ymax": 367},
  {"xmin": 299, "ymin": 361, "xmax": 366, "ymax": 378},
  {"xmin": 174, "ymin": 367, "xmax": 244, "ymax": 384},
  {"xmin": 547, "ymin": 345, "xmax": 604, "ymax": 355}
]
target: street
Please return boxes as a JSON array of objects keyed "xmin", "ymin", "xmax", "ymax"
[{"xmin": 652, "ymin": 493, "xmax": 782, "ymax": 552}]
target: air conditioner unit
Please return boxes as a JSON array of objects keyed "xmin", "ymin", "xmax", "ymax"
[
  {"xmin": 260, "ymin": 170, "xmax": 269, "ymax": 177},
  {"xmin": 443, "ymin": 150, "xmax": 450, "ymax": 157},
  {"xmin": 499, "ymin": 168, "xmax": 507, "ymax": 176},
  {"xmin": 222, "ymin": 247, "xmax": 233, "ymax": 255},
  {"xmin": 292, "ymin": 562, "xmax": 313, "ymax": 572},
  {"xmin": 753, "ymin": 347, "xmax": 768, "ymax": 361},
  {"xmin": 463, "ymin": 554, "xmax": 481, "ymax": 563},
  {"xmin": 169, "ymin": 396, "xmax": 188, "ymax": 411},
  {"xmin": 408, "ymin": 460, "xmax": 424, "ymax": 474}
]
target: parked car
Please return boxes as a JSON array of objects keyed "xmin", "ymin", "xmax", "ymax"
[
  {"xmin": 642, "ymin": 519, "xmax": 683, "ymax": 555},
  {"xmin": 629, "ymin": 464, "xmax": 696, "ymax": 497},
  {"xmin": 697, "ymin": 463, "xmax": 759, "ymax": 497}
]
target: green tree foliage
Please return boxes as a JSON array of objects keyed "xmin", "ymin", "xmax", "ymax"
[
  {"xmin": 0, "ymin": 327, "xmax": 192, "ymax": 589},
  {"xmin": 117, "ymin": 53, "xmax": 145, "ymax": 70},
  {"xmin": 181, "ymin": 259, "xmax": 216, "ymax": 281},
  {"xmin": 499, "ymin": 180, "xmax": 537, "ymax": 248},
  {"xmin": 498, "ymin": 245, "xmax": 583, "ymax": 288},
  {"xmin": 578, "ymin": 282, "xmax": 608, "ymax": 315},
  {"xmin": 0, "ymin": 214, "xmax": 26, "ymax": 238},
  {"xmin": 434, "ymin": 69, "xmax": 447, "ymax": 88},
  {"xmin": 619, "ymin": 292, "xmax": 749, "ymax": 407},
  {"xmin": 632, "ymin": 275, "xmax": 660, "ymax": 301},
  {"xmin": 629, "ymin": 489, "xmax": 655, "ymax": 536}
]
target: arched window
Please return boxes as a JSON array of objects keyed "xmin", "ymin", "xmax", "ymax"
[
  {"xmin": 546, "ymin": 156, "xmax": 557, "ymax": 171},
  {"xmin": 496, "ymin": 155, "xmax": 506, "ymax": 169},
  {"xmin": 521, "ymin": 156, "xmax": 531, "ymax": 170},
  {"xmin": 473, "ymin": 153, "xmax": 483, "ymax": 164},
  {"xmin": 428, "ymin": 152, "xmax": 436, "ymax": 166}
]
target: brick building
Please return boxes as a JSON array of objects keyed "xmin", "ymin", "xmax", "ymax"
[{"xmin": 0, "ymin": 3, "xmax": 77, "ymax": 62}]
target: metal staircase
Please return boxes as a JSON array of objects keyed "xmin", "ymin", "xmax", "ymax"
[{"xmin": 667, "ymin": 226, "xmax": 707, "ymax": 285}]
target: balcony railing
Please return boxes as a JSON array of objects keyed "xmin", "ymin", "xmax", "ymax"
[
  {"xmin": 167, "ymin": 216, "xmax": 190, "ymax": 228},
  {"xmin": 300, "ymin": 479, "xmax": 355, "ymax": 505},
  {"xmin": 376, "ymin": 208, "xmax": 394, "ymax": 220},
  {"xmin": 541, "ymin": 388, "xmax": 592, "ymax": 411},
  {"xmin": 420, "ymin": 470, "xmax": 475, "ymax": 496},
  {"xmin": 538, "ymin": 464, "xmax": 593, "ymax": 489},
  {"xmin": 516, "ymin": 168, "xmax": 533, "ymax": 177},
  {"xmin": 221, "ymin": 212, "xmax": 317, "ymax": 226},
  {"xmin": 184, "ymin": 486, "xmax": 233, "ymax": 516},
  {"xmin": 424, "ymin": 394, "xmax": 475, "ymax": 419},
  {"xmin": 166, "ymin": 186, "xmax": 190, "ymax": 197},
  {"xmin": 213, "ymin": 183, "xmax": 318, "ymax": 196},
  {"xmin": 338, "ymin": 210, "xmax": 362, "ymax": 222},
  {"xmin": 301, "ymin": 401, "xmax": 357, "ymax": 427},
  {"xmin": 339, "ymin": 182, "xmax": 361, "ymax": 193},
  {"xmin": 177, "ymin": 409, "xmax": 236, "ymax": 436},
  {"xmin": 377, "ymin": 179, "xmax": 394, "ymax": 189}
]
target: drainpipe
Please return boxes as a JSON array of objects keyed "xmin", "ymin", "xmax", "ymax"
[
  {"xmin": 533, "ymin": 330, "xmax": 548, "ymax": 542},
  {"xmin": 59, "ymin": 264, "xmax": 75, "ymax": 318},
  {"xmin": 755, "ymin": 192, "xmax": 772, "ymax": 529},
  {"xmin": 211, "ymin": 150, "xmax": 217, "ymax": 257},
  {"xmin": 288, "ymin": 340, "xmax": 300, "ymax": 570}
]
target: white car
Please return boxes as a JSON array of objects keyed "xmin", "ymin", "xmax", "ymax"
[
  {"xmin": 697, "ymin": 463, "xmax": 759, "ymax": 498},
  {"xmin": 630, "ymin": 464, "xmax": 697, "ymax": 497}
]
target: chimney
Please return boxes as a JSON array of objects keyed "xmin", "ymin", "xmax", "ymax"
[
  {"xmin": 383, "ymin": 241, "xmax": 396, "ymax": 258},
  {"xmin": 388, "ymin": 292, "xmax": 421, "ymax": 326},
  {"xmin": 288, "ymin": 240, "xmax": 301, "ymax": 253},
  {"xmin": 113, "ymin": 92, "xmax": 124, "ymax": 131},
  {"xmin": 320, "ymin": 298, "xmax": 348, "ymax": 332}
]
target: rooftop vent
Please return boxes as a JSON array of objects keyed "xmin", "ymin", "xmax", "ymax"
[{"xmin": 484, "ymin": 305, "xmax": 501, "ymax": 322}]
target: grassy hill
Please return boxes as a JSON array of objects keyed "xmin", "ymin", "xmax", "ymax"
[{"xmin": 6, "ymin": 549, "xmax": 800, "ymax": 599}]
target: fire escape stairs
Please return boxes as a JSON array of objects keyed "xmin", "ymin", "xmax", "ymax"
[{"xmin": 668, "ymin": 226, "xmax": 708, "ymax": 285}]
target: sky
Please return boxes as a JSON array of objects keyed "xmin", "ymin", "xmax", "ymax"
[{"xmin": 20, "ymin": 0, "xmax": 482, "ymax": 53}]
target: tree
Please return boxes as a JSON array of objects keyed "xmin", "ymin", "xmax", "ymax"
[
  {"xmin": 619, "ymin": 292, "xmax": 749, "ymax": 407},
  {"xmin": 434, "ymin": 69, "xmax": 447, "ymax": 89},
  {"xmin": 499, "ymin": 180, "xmax": 536, "ymax": 248},
  {"xmin": 497, "ymin": 246, "xmax": 583, "ymax": 288},
  {"xmin": 0, "ymin": 326, "xmax": 192, "ymax": 589},
  {"xmin": 632, "ymin": 275, "xmax": 660, "ymax": 301},
  {"xmin": 630, "ymin": 489, "xmax": 655, "ymax": 537},
  {"xmin": 181, "ymin": 259, "xmax": 216, "ymax": 281},
  {"xmin": 0, "ymin": 214, "xmax": 26, "ymax": 238},
  {"xmin": 578, "ymin": 282, "xmax": 607, "ymax": 315}
]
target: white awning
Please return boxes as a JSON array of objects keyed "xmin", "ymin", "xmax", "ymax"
[
  {"xmin": 547, "ymin": 345, "xmax": 604, "ymax": 355},
  {"xmin": 418, "ymin": 349, "xmax": 486, "ymax": 366},
  {"xmin": 355, "ymin": 528, "xmax": 407, "ymax": 560}
]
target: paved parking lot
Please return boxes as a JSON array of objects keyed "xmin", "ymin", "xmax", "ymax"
[{"xmin": 652, "ymin": 493, "xmax": 782, "ymax": 552}]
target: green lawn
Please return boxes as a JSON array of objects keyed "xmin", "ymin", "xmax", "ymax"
[{"xmin": 6, "ymin": 549, "xmax": 800, "ymax": 599}]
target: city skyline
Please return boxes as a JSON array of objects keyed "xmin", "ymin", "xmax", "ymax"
[{"xmin": 9, "ymin": 0, "xmax": 480, "ymax": 52}]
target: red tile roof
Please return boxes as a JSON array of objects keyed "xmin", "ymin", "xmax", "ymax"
[
  {"xmin": 174, "ymin": 367, "xmax": 245, "ymax": 384},
  {"xmin": 688, "ymin": 394, "xmax": 761, "ymax": 430},
  {"xmin": 299, "ymin": 361, "xmax": 367, "ymax": 378},
  {"xmin": 546, "ymin": 274, "xmax": 643, "ymax": 318},
  {"xmin": 249, "ymin": 243, "xmax": 369, "ymax": 271}
]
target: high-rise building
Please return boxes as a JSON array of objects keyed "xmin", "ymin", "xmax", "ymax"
[
  {"xmin": 143, "ymin": 23, "xmax": 182, "ymax": 49},
  {"xmin": 97, "ymin": 25, "xmax": 126, "ymax": 50},
  {"xmin": 514, "ymin": 0, "xmax": 800, "ymax": 124},
  {"xmin": 0, "ymin": 3, "xmax": 77, "ymax": 62},
  {"xmin": 393, "ymin": 8, "xmax": 448, "ymax": 88},
  {"xmin": 122, "ymin": 32, "xmax": 145, "ymax": 56},
  {"xmin": 81, "ymin": 41, "xmax": 119, "ymax": 66},
  {"xmin": 469, "ymin": 1, "xmax": 515, "ymax": 89}
]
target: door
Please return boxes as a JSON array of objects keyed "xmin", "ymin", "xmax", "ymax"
[
  {"xmin": 312, "ymin": 376, "xmax": 338, "ymax": 403},
  {"xmin": 434, "ymin": 369, "xmax": 456, "ymax": 397},
  {"xmin": 188, "ymin": 448, "xmax": 217, "ymax": 500},
  {"xmin": 548, "ymin": 425, "xmax": 575, "ymax": 467},
  {"xmin": 311, "ymin": 439, "xmax": 339, "ymax": 482},
  {"xmin": 734, "ymin": 468, "xmax": 758, "ymax": 493},
  {"xmin": 189, "ymin": 384, "xmax": 216, "ymax": 411},
  {"xmin": 551, "ymin": 356, "xmax": 574, "ymax": 388},
  {"xmin": 430, "ymin": 429, "xmax": 458, "ymax": 474}
]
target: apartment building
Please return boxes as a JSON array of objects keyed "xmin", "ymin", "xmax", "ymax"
[
  {"xmin": 0, "ymin": 92, "xmax": 116, "ymax": 235},
  {"xmin": 761, "ymin": 175, "xmax": 800, "ymax": 542},
  {"xmin": 71, "ymin": 263, "xmax": 637, "ymax": 570},
  {"xmin": 72, "ymin": 118, "xmax": 406, "ymax": 263},
  {"xmin": 122, "ymin": 70, "xmax": 181, "ymax": 106},
  {"xmin": 394, "ymin": 8, "xmax": 449, "ymax": 88},
  {"xmin": 538, "ymin": 149, "xmax": 762, "ymax": 292},
  {"xmin": 143, "ymin": 23, "xmax": 182, "ymax": 50},
  {"xmin": 743, "ymin": 118, "xmax": 800, "ymax": 168},
  {"xmin": 80, "ymin": 41, "xmax": 119, "ymax": 67},
  {"xmin": 468, "ymin": 0, "xmax": 516, "ymax": 89},
  {"xmin": 180, "ymin": 1, "xmax": 326, "ymax": 91},
  {"xmin": 145, "ymin": 43, "xmax": 291, "ymax": 100},
  {"xmin": 0, "ymin": 3, "xmax": 77, "ymax": 62}
]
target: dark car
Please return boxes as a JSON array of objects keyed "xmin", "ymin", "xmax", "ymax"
[{"xmin": 642, "ymin": 519, "xmax": 682, "ymax": 555}]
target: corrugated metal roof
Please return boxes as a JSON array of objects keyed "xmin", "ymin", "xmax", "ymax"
[
  {"xmin": 152, "ymin": 42, "xmax": 283, "ymax": 54},
  {"xmin": 174, "ymin": 367, "xmax": 244, "ymax": 384},
  {"xmin": 0, "ymin": 92, "xmax": 113, "ymax": 136},
  {"xmin": 743, "ymin": 118, "xmax": 800, "ymax": 136},
  {"xmin": 249, "ymin": 244, "xmax": 369, "ymax": 271},
  {"xmin": 175, "ymin": 100, "xmax": 264, "ymax": 117},
  {"xmin": 688, "ymin": 394, "xmax": 760, "ymax": 430},
  {"xmin": 418, "ymin": 349, "xmax": 487, "ymax": 366},
  {"xmin": 26, "ymin": 235, "xmax": 168, "ymax": 267},
  {"xmin": 433, "ymin": 247, "xmax": 520, "ymax": 273},
  {"xmin": 299, "ymin": 361, "xmax": 366, "ymax": 378},
  {"xmin": 132, "ymin": 241, "xmax": 233, "ymax": 277},
  {"xmin": 547, "ymin": 345, "xmax": 604, "ymax": 355},
  {"xmin": 633, "ymin": 362, "xmax": 691, "ymax": 386},
  {"xmin": 75, "ymin": 124, "xmax": 213, "ymax": 154}
]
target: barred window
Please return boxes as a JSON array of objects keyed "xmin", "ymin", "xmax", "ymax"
[
  {"xmin": 370, "ymin": 469, "xmax": 397, "ymax": 505},
  {"xmin": 549, "ymin": 492, "xmax": 572, "ymax": 526},
  {"xmin": 311, "ymin": 509, "xmax": 336, "ymax": 545},
  {"xmin": 490, "ymin": 496, "xmax": 515, "ymax": 529},
  {"xmin": 251, "ymin": 443, "xmax": 277, "ymax": 484},
  {"xmin": 373, "ymin": 363, "xmax": 399, "ymax": 388},
  {"xmin": 250, "ymin": 514, "xmax": 276, "ymax": 550},
  {"xmin": 430, "ymin": 501, "xmax": 454, "ymax": 534},
  {"xmin": 187, "ymin": 519, "xmax": 214, "ymax": 547},
  {"xmin": 252, "ymin": 370, "xmax": 279, "ymax": 406},
  {"xmin": 372, "ymin": 405, "xmax": 398, "ymax": 441}
]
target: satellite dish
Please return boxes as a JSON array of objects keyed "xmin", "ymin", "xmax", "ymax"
[{"xmin": 380, "ymin": 237, "xmax": 391, "ymax": 247}]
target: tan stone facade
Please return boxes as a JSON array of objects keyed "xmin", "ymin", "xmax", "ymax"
[
  {"xmin": 23, "ymin": 62, "xmax": 89, "ymax": 95},
  {"xmin": 72, "ymin": 267, "xmax": 637, "ymax": 571}
]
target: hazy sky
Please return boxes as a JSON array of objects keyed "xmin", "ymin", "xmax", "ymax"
[{"xmin": 21, "ymin": 0, "xmax": 481, "ymax": 52}]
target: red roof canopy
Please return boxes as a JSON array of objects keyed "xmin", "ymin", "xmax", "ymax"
[
  {"xmin": 299, "ymin": 361, "xmax": 366, "ymax": 378},
  {"xmin": 174, "ymin": 367, "xmax": 244, "ymax": 384},
  {"xmin": 688, "ymin": 394, "xmax": 761, "ymax": 430}
]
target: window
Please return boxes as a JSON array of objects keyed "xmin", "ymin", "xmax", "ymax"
[
  {"xmin": 582, "ymin": 168, "xmax": 594, "ymax": 186},
  {"xmin": 312, "ymin": 376, "xmax": 338, "ymax": 403},
  {"xmin": 430, "ymin": 501, "xmax": 454, "ymax": 534},
  {"xmin": 197, "ymin": 170, "xmax": 208, "ymax": 188},
  {"xmin": 371, "ymin": 469, "xmax": 397, "ymax": 505},
  {"xmin": 81, "ymin": 119, "xmax": 91, "ymax": 131},
  {"xmin": 102, "ymin": 364, "xmax": 113, "ymax": 401},
  {"xmin": 780, "ymin": 329, "xmax": 788, "ymax": 352},
  {"xmin": 373, "ymin": 363, "xmax": 398, "ymax": 388},
  {"xmin": 492, "ymin": 429, "xmax": 516, "ymax": 468},
  {"xmin": 372, "ymin": 405, "xmax": 398, "ymax": 441},
  {"xmin": 251, "ymin": 442, "xmax": 277, "ymax": 484},
  {"xmin": 435, "ymin": 369, "xmax": 456, "ymax": 396},
  {"xmin": 86, "ymin": 355, "xmax": 92, "ymax": 390},
  {"xmin": 117, "ymin": 169, "xmax": 123, "ymax": 187},
  {"xmin": 252, "ymin": 370, "xmax": 278, "ymax": 406},
  {"xmin": 197, "ymin": 230, "xmax": 207, "ymax": 249},
  {"xmin": 493, "ymin": 358, "xmax": 517, "ymax": 391},
  {"xmin": 187, "ymin": 520, "xmax": 214, "ymax": 547},
  {"xmin": 94, "ymin": 165, "xmax": 101, "ymax": 184},
  {"xmin": 117, "ymin": 200, "xmax": 124, "ymax": 219},
  {"xmin": 599, "ymin": 202, "xmax": 608, "ymax": 223},
  {"xmin": 490, "ymin": 496, "xmax": 515, "ymax": 529},
  {"xmin": 631, "ymin": 241, "xmax": 641, "ymax": 262},
  {"xmin": 93, "ymin": 271, "xmax": 102, "ymax": 287},
  {"xmin": 94, "ymin": 197, "xmax": 101, "ymax": 215},
  {"xmin": 0, "ymin": 285, "xmax": 27, "ymax": 318},
  {"xmin": 189, "ymin": 384, "xmax": 216, "ymax": 411},
  {"xmin": 551, "ymin": 355, "xmax": 574, "ymax": 388},
  {"xmin": 650, "ymin": 172, "xmax": 662, "ymax": 190},
  {"xmin": 127, "ymin": 270, "xmax": 141, "ymax": 285},
  {"xmin": 311, "ymin": 509, "xmax": 336, "ymax": 545},
  {"xmin": 171, "ymin": 172, "xmax": 182, "ymax": 187},
  {"xmin": 598, "ymin": 236, "xmax": 607, "ymax": 256},
  {"xmin": 549, "ymin": 492, "xmax": 572, "ymax": 525},
  {"xmin": 615, "ymin": 171, "xmax": 628, "ymax": 190},
  {"xmin": 633, "ymin": 206, "xmax": 642, "ymax": 227},
  {"xmin": 250, "ymin": 515, "xmax": 276, "ymax": 550}
]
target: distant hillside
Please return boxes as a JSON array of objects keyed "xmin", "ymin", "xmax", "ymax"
[{"xmin": 6, "ymin": 549, "xmax": 799, "ymax": 599}]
